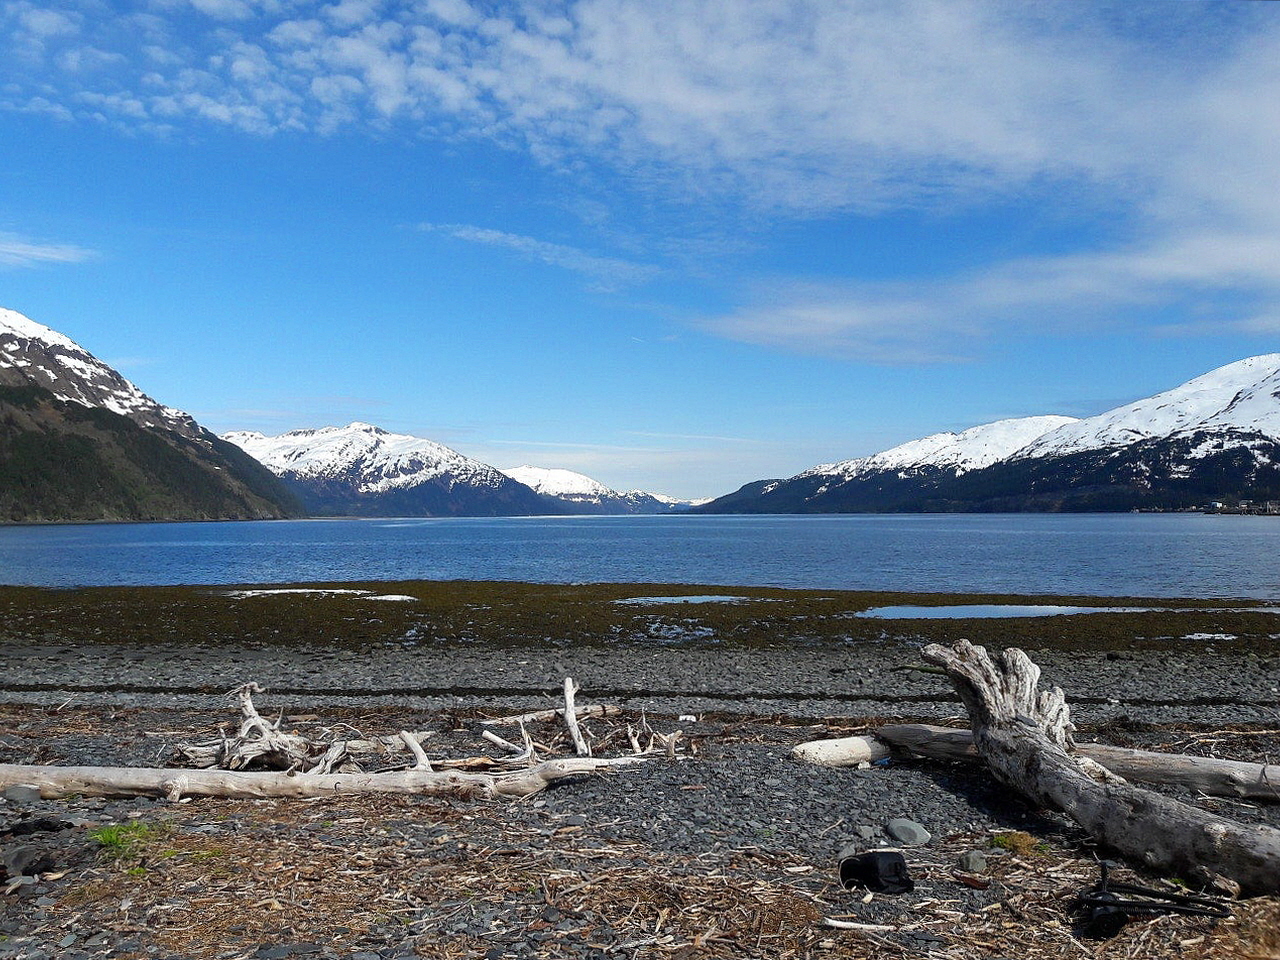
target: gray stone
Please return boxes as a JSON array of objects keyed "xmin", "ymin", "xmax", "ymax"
[
  {"xmin": 957, "ymin": 850, "xmax": 988, "ymax": 874},
  {"xmin": 2, "ymin": 785, "xmax": 41, "ymax": 805},
  {"xmin": 855, "ymin": 824, "xmax": 878, "ymax": 840},
  {"xmin": 2, "ymin": 845, "xmax": 45, "ymax": 878},
  {"xmin": 885, "ymin": 818, "xmax": 931, "ymax": 846},
  {"xmin": 836, "ymin": 841, "xmax": 861, "ymax": 861}
]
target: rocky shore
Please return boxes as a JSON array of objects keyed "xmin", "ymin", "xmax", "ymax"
[{"xmin": 1, "ymin": 582, "xmax": 1278, "ymax": 959}]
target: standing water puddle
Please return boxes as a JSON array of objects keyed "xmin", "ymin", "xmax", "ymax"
[{"xmin": 856, "ymin": 604, "xmax": 1157, "ymax": 619}]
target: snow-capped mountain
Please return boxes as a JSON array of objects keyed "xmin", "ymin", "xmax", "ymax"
[
  {"xmin": 0, "ymin": 307, "xmax": 200, "ymax": 439},
  {"xmin": 701, "ymin": 355, "xmax": 1280, "ymax": 514},
  {"xmin": 804, "ymin": 416, "xmax": 1079, "ymax": 480},
  {"xmin": 0, "ymin": 306, "xmax": 300, "ymax": 523},
  {"xmin": 1015, "ymin": 354, "xmax": 1280, "ymax": 459},
  {"xmin": 502, "ymin": 465, "xmax": 697, "ymax": 514},
  {"xmin": 223, "ymin": 423, "xmax": 548, "ymax": 517}
]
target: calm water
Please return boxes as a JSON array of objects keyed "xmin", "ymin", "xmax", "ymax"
[{"xmin": 0, "ymin": 513, "xmax": 1277, "ymax": 598}]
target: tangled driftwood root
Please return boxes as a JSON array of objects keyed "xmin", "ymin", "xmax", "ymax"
[
  {"xmin": 922, "ymin": 640, "xmax": 1280, "ymax": 896},
  {"xmin": 793, "ymin": 642, "xmax": 1280, "ymax": 894},
  {"xmin": 0, "ymin": 677, "xmax": 689, "ymax": 803}
]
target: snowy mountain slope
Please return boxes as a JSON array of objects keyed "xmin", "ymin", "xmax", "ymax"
[
  {"xmin": 0, "ymin": 306, "xmax": 200, "ymax": 439},
  {"xmin": 227, "ymin": 423, "xmax": 516, "ymax": 494},
  {"xmin": 501, "ymin": 465, "xmax": 696, "ymax": 514},
  {"xmin": 224, "ymin": 423, "xmax": 548, "ymax": 517},
  {"xmin": 699, "ymin": 355, "xmax": 1280, "ymax": 514},
  {"xmin": 503, "ymin": 465, "xmax": 616, "ymax": 500},
  {"xmin": 805, "ymin": 416, "xmax": 1079, "ymax": 480},
  {"xmin": 1017, "ymin": 354, "xmax": 1280, "ymax": 459},
  {"xmin": 0, "ymin": 306, "xmax": 301, "ymax": 522}
]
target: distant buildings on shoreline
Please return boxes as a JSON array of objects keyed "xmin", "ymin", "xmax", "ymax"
[{"xmin": 1206, "ymin": 500, "xmax": 1280, "ymax": 515}]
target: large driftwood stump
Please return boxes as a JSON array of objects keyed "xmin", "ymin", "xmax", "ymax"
[{"xmin": 922, "ymin": 639, "xmax": 1280, "ymax": 895}]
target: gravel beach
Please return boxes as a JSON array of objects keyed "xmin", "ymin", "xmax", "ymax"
[{"xmin": 1, "ymin": 582, "xmax": 1278, "ymax": 959}]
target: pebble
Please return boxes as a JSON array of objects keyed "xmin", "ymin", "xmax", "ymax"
[
  {"xmin": 2, "ymin": 844, "xmax": 43, "ymax": 877},
  {"xmin": 2, "ymin": 785, "xmax": 41, "ymax": 805},
  {"xmin": 885, "ymin": 818, "xmax": 931, "ymax": 846},
  {"xmin": 957, "ymin": 850, "xmax": 988, "ymax": 873}
]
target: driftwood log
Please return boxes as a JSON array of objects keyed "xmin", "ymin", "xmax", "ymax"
[
  {"xmin": 922, "ymin": 640, "xmax": 1280, "ymax": 895},
  {"xmin": 0, "ymin": 677, "xmax": 674, "ymax": 803},
  {"xmin": 0, "ymin": 756, "xmax": 643, "ymax": 802},
  {"xmin": 794, "ymin": 724, "xmax": 1280, "ymax": 801}
]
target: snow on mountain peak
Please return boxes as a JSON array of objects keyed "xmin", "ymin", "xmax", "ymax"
[
  {"xmin": 224, "ymin": 422, "xmax": 509, "ymax": 494},
  {"xmin": 806, "ymin": 415, "xmax": 1080, "ymax": 480},
  {"xmin": 1018, "ymin": 354, "xmax": 1280, "ymax": 459},
  {"xmin": 502, "ymin": 465, "xmax": 615, "ymax": 499},
  {"xmin": 501, "ymin": 465, "xmax": 697, "ymax": 511},
  {"xmin": 1, "ymin": 305, "xmax": 200, "ymax": 438},
  {"xmin": 0, "ymin": 306, "xmax": 81, "ymax": 351}
]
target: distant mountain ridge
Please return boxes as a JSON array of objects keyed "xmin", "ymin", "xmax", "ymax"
[
  {"xmin": 223, "ymin": 425, "xmax": 699, "ymax": 517},
  {"xmin": 700, "ymin": 355, "xmax": 1280, "ymax": 514},
  {"xmin": 502, "ymin": 464, "xmax": 697, "ymax": 514},
  {"xmin": 223, "ymin": 423, "xmax": 547, "ymax": 517},
  {"xmin": 0, "ymin": 307, "xmax": 301, "ymax": 523}
]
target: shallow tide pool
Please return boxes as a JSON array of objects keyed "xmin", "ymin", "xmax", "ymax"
[{"xmin": 856, "ymin": 604, "xmax": 1156, "ymax": 619}]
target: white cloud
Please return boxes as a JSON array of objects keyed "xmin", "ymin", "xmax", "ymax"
[
  {"xmin": 15, "ymin": 5, "xmax": 76, "ymax": 37},
  {"xmin": 187, "ymin": 0, "xmax": 254, "ymax": 22},
  {"xmin": 705, "ymin": 227, "xmax": 1280, "ymax": 362},
  {"xmin": 4, "ymin": 2, "xmax": 1280, "ymax": 354},
  {"xmin": 0, "ymin": 1, "xmax": 1202, "ymax": 200},
  {"xmin": 422, "ymin": 222, "xmax": 659, "ymax": 290},
  {"xmin": 0, "ymin": 231, "xmax": 96, "ymax": 267}
]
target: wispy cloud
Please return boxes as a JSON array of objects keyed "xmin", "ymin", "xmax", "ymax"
[
  {"xmin": 421, "ymin": 222, "xmax": 658, "ymax": 290},
  {"xmin": 0, "ymin": 231, "xmax": 96, "ymax": 267},
  {"xmin": 0, "ymin": 1, "xmax": 1258, "ymax": 211},
  {"xmin": 5, "ymin": 3, "xmax": 1280, "ymax": 354},
  {"xmin": 704, "ymin": 227, "xmax": 1280, "ymax": 362}
]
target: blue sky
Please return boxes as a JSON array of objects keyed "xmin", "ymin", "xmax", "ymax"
[{"xmin": 2, "ymin": 0, "xmax": 1279, "ymax": 498}]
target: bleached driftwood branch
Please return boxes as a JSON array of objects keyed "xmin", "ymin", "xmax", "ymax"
[
  {"xmin": 480, "ymin": 704, "xmax": 622, "ymax": 726},
  {"xmin": 9, "ymin": 677, "xmax": 676, "ymax": 804},
  {"xmin": 922, "ymin": 640, "xmax": 1280, "ymax": 895},
  {"xmin": 793, "ymin": 724, "xmax": 1280, "ymax": 802},
  {"xmin": 0, "ymin": 756, "xmax": 645, "ymax": 802},
  {"xmin": 563, "ymin": 678, "xmax": 591, "ymax": 757}
]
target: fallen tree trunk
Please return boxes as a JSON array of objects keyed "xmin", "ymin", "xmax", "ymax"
[
  {"xmin": 922, "ymin": 640, "xmax": 1280, "ymax": 896},
  {"xmin": 795, "ymin": 724, "xmax": 1280, "ymax": 802},
  {"xmin": 0, "ymin": 756, "xmax": 643, "ymax": 802}
]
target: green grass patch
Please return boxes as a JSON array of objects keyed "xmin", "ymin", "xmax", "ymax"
[{"xmin": 90, "ymin": 820, "xmax": 167, "ymax": 862}]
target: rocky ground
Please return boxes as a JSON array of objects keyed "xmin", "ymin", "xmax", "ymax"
[{"xmin": 1, "ymin": 583, "xmax": 1278, "ymax": 959}]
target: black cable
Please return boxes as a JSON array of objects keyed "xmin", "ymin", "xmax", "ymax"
[{"xmin": 1076, "ymin": 861, "xmax": 1231, "ymax": 939}]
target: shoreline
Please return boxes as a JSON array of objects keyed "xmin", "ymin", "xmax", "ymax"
[{"xmin": 1, "ymin": 580, "xmax": 1276, "ymax": 726}]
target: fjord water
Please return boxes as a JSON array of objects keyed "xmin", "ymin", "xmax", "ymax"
[{"xmin": 1, "ymin": 513, "xmax": 1277, "ymax": 598}]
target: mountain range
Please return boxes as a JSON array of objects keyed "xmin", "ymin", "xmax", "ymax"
[
  {"xmin": 3, "ymin": 305, "xmax": 1280, "ymax": 522},
  {"xmin": 699, "ymin": 355, "xmax": 1280, "ymax": 513},
  {"xmin": 501, "ymin": 465, "xmax": 697, "ymax": 515},
  {"xmin": 0, "ymin": 308, "xmax": 300, "ymax": 523},
  {"xmin": 222, "ymin": 425, "xmax": 698, "ymax": 516}
]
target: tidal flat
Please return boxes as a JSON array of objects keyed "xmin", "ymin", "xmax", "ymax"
[{"xmin": 0, "ymin": 580, "xmax": 1276, "ymax": 724}]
